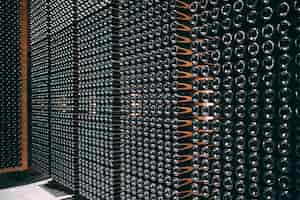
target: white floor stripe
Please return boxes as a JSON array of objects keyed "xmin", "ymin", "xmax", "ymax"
[{"xmin": 56, "ymin": 195, "xmax": 73, "ymax": 200}]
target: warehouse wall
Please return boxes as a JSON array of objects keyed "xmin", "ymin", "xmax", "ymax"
[{"xmin": 30, "ymin": 0, "xmax": 300, "ymax": 200}]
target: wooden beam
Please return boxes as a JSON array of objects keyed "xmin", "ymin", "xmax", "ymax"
[
  {"xmin": 19, "ymin": 0, "xmax": 29, "ymax": 171},
  {"xmin": 0, "ymin": 167, "xmax": 25, "ymax": 175}
]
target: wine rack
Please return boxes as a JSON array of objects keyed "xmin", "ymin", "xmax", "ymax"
[
  {"xmin": 49, "ymin": 0, "xmax": 77, "ymax": 190},
  {"xmin": 119, "ymin": 1, "xmax": 177, "ymax": 199},
  {"xmin": 30, "ymin": 0, "xmax": 50, "ymax": 175},
  {"xmin": 0, "ymin": 0, "xmax": 28, "ymax": 173},
  {"xmin": 27, "ymin": 0, "xmax": 300, "ymax": 199},
  {"xmin": 78, "ymin": 1, "xmax": 120, "ymax": 199}
]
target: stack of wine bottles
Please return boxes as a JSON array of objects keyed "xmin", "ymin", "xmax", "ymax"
[
  {"xmin": 119, "ymin": 1, "xmax": 177, "ymax": 199},
  {"xmin": 294, "ymin": 1, "xmax": 300, "ymax": 198},
  {"xmin": 193, "ymin": 0, "xmax": 298, "ymax": 199},
  {"xmin": 30, "ymin": 0, "xmax": 50, "ymax": 175},
  {"xmin": 78, "ymin": 1, "xmax": 121, "ymax": 199},
  {"xmin": 28, "ymin": 0, "xmax": 300, "ymax": 199},
  {"xmin": 176, "ymin": 0, "xmax": 222, "ymax": 199},
  {"xmin": 49, "ymin": 0, "xmax": 77, "ymax": 191},
  {"xmin": 0, "ymin": 0, "xmax": 22, "ymax": 169}
]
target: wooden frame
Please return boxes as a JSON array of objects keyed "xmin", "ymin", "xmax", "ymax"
[{"xmin": 0, "ymin": 0, "xmax": 29, "ymax": 174}]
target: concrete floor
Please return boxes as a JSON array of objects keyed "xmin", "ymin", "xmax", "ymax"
[{"xmin": 0, "ymin": 179, "xmax": 73, "ymax": 200}]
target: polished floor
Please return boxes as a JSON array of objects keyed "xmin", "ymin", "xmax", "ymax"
[{"xmin": 0, "ymin": 179, "xmax": 73, "ymax": 200}]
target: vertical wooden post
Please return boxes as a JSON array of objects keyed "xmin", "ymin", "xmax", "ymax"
[{"xmin": 20, "ymin": 0, "xmax": 29, "ymax": 171}]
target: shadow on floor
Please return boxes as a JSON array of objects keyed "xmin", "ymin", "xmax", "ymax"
[{"xmin": 0, "ymin": 170, "xmax": 49, "ymax": 189}]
